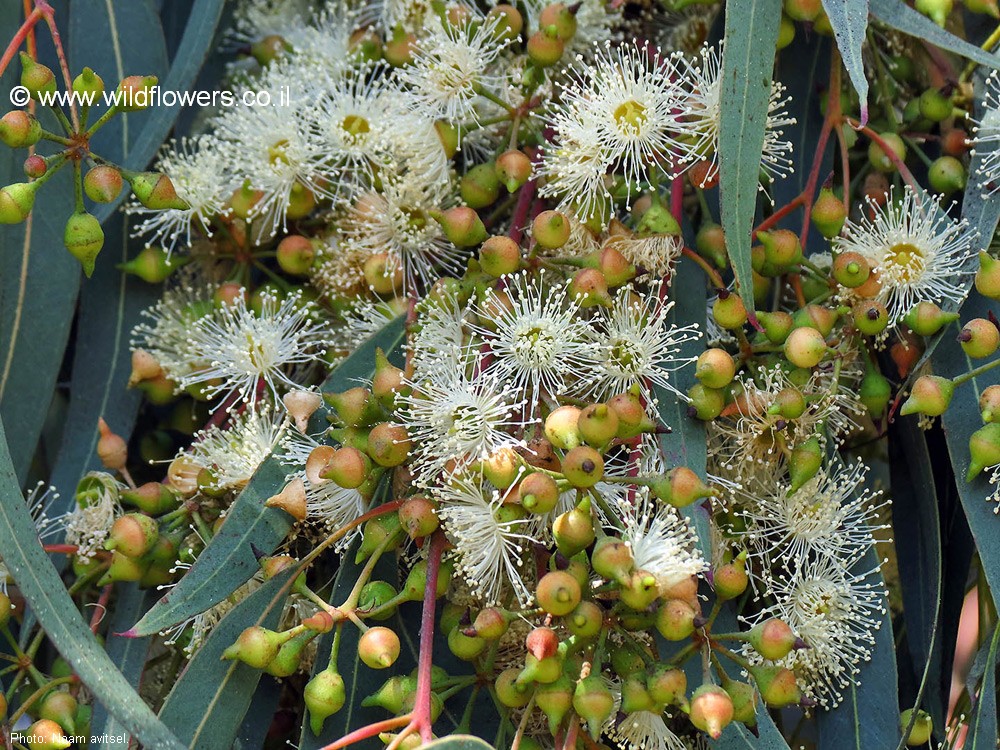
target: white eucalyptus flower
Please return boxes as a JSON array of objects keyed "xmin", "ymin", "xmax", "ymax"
[{"xmin": 183, "ymin": 405, "xmax": 288, "ymax": 491}]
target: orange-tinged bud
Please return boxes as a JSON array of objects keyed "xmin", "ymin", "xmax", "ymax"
[
  {"xmin": 536, "ymin": 570, "xmax": 582, "ymax": 616},
  {"xmin": 431, "ymin": 206, "xmax": 488, "ymax": 247},
  {"xmin": 748, "ymin": 618, "xmax": 805, "ymax": 660},
  {"xmin": 967, "ymin": 422, "xmax": 1000, "ymax": 480},
  {"xmin": 97, "ymin": 418, "xmax": 128, "ymax": 471},
  {"xmin": 562, "ymin": 445, "xmax": 604, "ymax": 488},
  {"xmin": 304, "ymin": 669, "xmax": 346, "ymax": 735},
  {"xmin": 959, "ymin": 318, "xmax": 1000, "ymax": 358},
  {"xmin": 544, "ymin": 405, "xmax": 582, "ymax": 449},
  {"xmin": 899, "ymin": 375, "xmax": 955, "ymax": 417},
  {"xmin": 656, "ymin": 598, "xmax": 697, "ymax": 640},
  {"xmin": 265, "ymin": 477, "xmax": 307, "ymax": 521},
  {"xmin": 358, "ymin": 626, "xmax": 400, "ymax": 669},
  {"xmin": 64, "ymin": 211, "xmax": 105, "ymax": 277},
  {"xmin": 368, "ymin": 422, "xmax": 411, "ymax": 467},
  {"xmin": 751, "ymin": 665, "xmax": 802, "ymax": 708},
  {"xmin": 518, "ymin": 471, "xmax": 559, "ymax": 514},
  {"xmin": 783, "ymin": 326, "xmax": 827, "ymax": 368},
  {"xmin": 105, "ymin": 513, "xmax": 158, "ymax": 558},
  {"xmin": 690, "ymin": 684, "xmax": 735, "ymax": 739},
  {"xmin": 25, "ymin": 719, "xmax": 71, "ymax": 750}
]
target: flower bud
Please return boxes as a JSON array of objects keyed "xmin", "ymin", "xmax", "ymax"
[
  {"xmin": 468, "ymin": 607, "xmax": 511, "ymax": 640},
  {"xmin": 915, "ymin": 0, "xmax": 953, "ymax": 25},
  {"xmin": 980, "ymin": 384, "xmax": 1000, "ymax": 422},
  {"xmin": 280, "ymin": 390, "xmax": 321, "ymax": 433},
  {"xmin": 783, "ymin": 326, "xmax": 827, "ymax": 368},
  {"xmin": 656, "ymin": 598, "xmax": 697, "ymax": 640},
  {"xmin": 275, "ymin": 235, "xmax": 316, "ymax": 276},
  {"xmin": 358, "ymin": 626, "xmax": 400, "ymax": 669},
  {"xmin": 687, "ymin": 383, "xmax": 725, "ymax": 421},
  {"xmin": 531, "ymin": 673, "xmax": 572, "ymax": 734},
  {"xmin": 0, "ymin": 181, "xmax": 39, "ymax": 224},
  {"xmin": 536, "ymin": 570, "xmax": 582, "ymax": 616},
  {"xmin": 959, "ymin": 318, "xmax": 1000, "ymax": 358},
  {"xmin": 368, "ymin": 422, "xmax": 411, "ymax": 467},
  {"xmin": 64, "ymin": 210, "xmax": 105, "ymax": 276},
  {"xmin": 320, "ymin": 446, "xmax": 372, "ymax": 488},
  {"xmin": 399, "ymin": 495, "xmax": 439, "ymax": 539},
  {"xmin": 479, "ymin": 235, "xmax": 521, "ymax": 277},
  {"xmin": 696, "ymin": 349, "xmax": 737, "ymax": 390},
  {"xmin": 577, "ymin": 403, "xmax": 619, "ymax": 447},
  {"xmin": 552, "ymin": 498, "xmax": 595, "ymax": 558},
  {"xmin": 853, "ymin": 299, "xmax": 889, "ymax": 336},
  {"xmin": 620, "ymin": 569, "xmax": 660, "ymax": 610},
  {"xmin": 19, "ymin": 53, "xmax": 56, "ymax": 99},
  {"xmin": 714, "ymin": 551, "xmax": 748, "ymax": 601},
  {"xmin": 24, "ymin": 154, "xmax": 46, "ymax": 179},
  {"xmin": 757, "ymin": 310, "xmax": 794, "ymax": 344},
  {"xmin": 573, "ymin": 675, "xmax": 615, "ymax": 740},
  {"xmin": 903, "ymin": 301, "xmax": 959, "ymax": 335},
  {"xmin": 566, "ymin": 600, "xmax": 603, "ymax": 638},
  {"xmin": 106, "ymin": 512, "xmax": 158, "ymax": 558},
  {"xmin": 121, "ymin": 481, "xmax": 180, "ymax": 515},
  {"xmin": 116, "ymin": 75, "xmax": 158, "ymax": 111},
  {"xmin": 591, "ymin": 535, "xmax": 634, "ymax": 584},
  {"xmin": 690, "ymin": 684, "xmax": 735, "ymax": 739},
  {"xmin": 750, "ymin": 665, "xmax": 802, "ymax": 708},
  {"xmin": 811, "ymin": 187, "xmax": 847, "ymax": 238},
  {"xmin": 127, "ymin": 171, "xmax": 188, "ymax": 210},
  {"xmin": 448, "ymin": 624, "xmax": 486, "ymax": 660},
  {"xmin": 266, "ymin": 630, "xmax": 315, "ymax": 677},
  {"xmin": 789, "ymin": 435, "xmax": 823, "ymax": 491},
  {"xmin": 748, "ymin": 618, "xmax": 805, "ymax": 660},
  {"xmin": 928, "ymin": 155, "xmax": 967, "ymax": 196},
  {"xmin": 0, "ymin": 110, "xmax": 42, "ymax": 148},
  {"xmin": 619, "ymin": 674, "xmax": 655, "ymax": 713},
  {"xmin": 967, "ymin": 422, "xmax": 1000, "ymax": 480},
  {"xmin": 562, "ymin": 445, "xmax": 604, "ymax": 488},
  {"xmin": 496, "ymin": 668, "xmax": 532, "ymax": 707},
  {"xmin": 695, "ymin": 222, "xmax": 727, "ymax": 269},
  {"xmin": 544, "ymin": 405, "xmax": 582, "ymax": 449},
  {"xmin": 326, "ymin": 387, "xmax": 379, "ymax": 427},
  {"xmin": 569, "ymin": 268, "xmax": 612, "ymax": 307},
  {"xmin": 356, "ymin": 513, "xmax": 402, "ymax": 564},
  {"xmin": 713, "ymin": 291, "xmax": 748, "ymax": 330},
  {"xmin": 222, "ymin": 626, "xmax": 285, "ymax": 669},
  {"xmin": 495, "ymin": 149, "xmax": 532, "ymax": 193},
  {"xmin": 488, "ymin": 4, "xmax": 524, "ymax": 40},
  {"xmin": 518, "ymin": 471, "xmax": 560, "ymax": 514},
  {"xmin": 832, "ymin": 251, "xmax": 870, "ymax": 288},
  {"xmin": 83, "ymin": 165, "xmax": 124, "ymax": 204},
  {"xmin": 431, "ymin": 206, "xmax": 488, "ymax": 247},
  {"xmin": 527, "ymin": 29, "xmax": 564, "ymax": 67},
  {"xmin": 757, "ymin": 228, "xmax": 802, "ymax": 270},
  {"xmin": 608, "ymin": 392, "xmax": 654, "ymax": 438},
  {"xmin": 900, "ymin": 375, "xmax": 955, "ymax": 417},
  {"xmin": 118, "ymin": 246, "xmax": 187, "ymax": 283},
  {"xmin": 900, "ymin": 708, "xmax": 933, "ymax": 746},
  {"xmin": 648, "ymin": 665, "xmax": 687, "ymax": 706},
  {"xmin": 73, "ymin": 67, "xmax": 104, "ymax": 97},
  {"xmin": 649, "ymin": 467, "xmax": 715, "ymax": 508},
  {"xmin": 533, "ymin": 210, "xmax": 571, "ymax": 250},
  {"xmin": 25, "ymin": 719, "xmax": 70, "ymax": 750},
  {"xmin": 461, "ymin": 162, "xmax": 501, "ymax": 208},
  {"xmin": 385, "ymin": 29, "xmax": 417, "ymax": 67},
  {"xmin": 265, "ymin": 476, "xmax": 307, "ymax": 521},
  {"xmin": 96, "ymin": 417, "xmax": 128, "ymax": 471},
  {"xmin": 304, "ymin": 669, "xmax": 346, "ymax": 735},
  {"xmin": 724, "ymin": 679, "xmax": 758, "ymax": 727},
  {"xmin": 362, "ymin": 675, "xmax": 415, "ymax": 713},
  {"xmin": 977, "ymin": 251, "xmax": 1000, "ymax": 299},
  {"xmin": 868, "ymin": 132, "xmax": 907, "ymax": 173}
]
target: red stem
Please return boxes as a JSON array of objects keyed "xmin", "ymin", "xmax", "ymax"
[
  {"xmin": 42, "ymin": 544, "xmax": 78, "ymax": 555},
  {"xmin": 853, "ymin": 122, "xmax": 922, "ymax": 194},
  {"xmin": 22, "ymin": 0, "xmax": 36, "ymax": 58},
  {"xmin": 0, "ymin": 6, "xmax": 43, "ymax": 80},
  {"xmin": 319, "ymin": 714, "xmax": 411, "ymax": 750},
  {"xmin": 36, "ymin": 2, "xmax": 78, "ymax": 129},
  {"xmin": 508, "ymin": 179, "xmax": 538, "ymax": 245},
  {"xmin": 90, "ymin": 584, "xmax": 113, "ymax": 634},
  {"xmin": 413, "ymin": 531, "xmax": 447, "ymax": 741},
  {"xmin": 753, "ymin": 195, "xmax": 804, "ymax": 239}
]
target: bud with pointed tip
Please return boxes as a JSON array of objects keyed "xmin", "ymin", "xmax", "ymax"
[
  {"xmin": 569, "ymin": 268, "xmax": 612, "ymax": 307},
  {"xmin": 64, "ymin": 211, "xmax": 105, "ymax": 276},
  {"xmin": 621, "ymin": 569, "xmax": 660, "ymax": 610},
  {"xmin": 690, "ymin": 685, "xmax": 734, "ymax": 739},
  {"xmin": 265, "ymin": 477, "xmax": 307, "ymax": 521},
  {"xmin": 748, "ymin": 618, "xmax": 804, "ymax": 660},
  {"xmin": 713, "ymin": 291, "xmax": 748, "ymax": 330},
  {"xmin": 695, "ymin": 222, "xmax": 727, "ymax": 269},
  {"xmin": 533, "ymin": 210, "xmax": 571, "ymax": 249},
  {"xmin": 536, "ymin": 570, "xmax": 582, "ymax": 616},
  {"xmin": 903, "ymin": 301, "xmax": 959, "ymax": 335},
  {"xmin": 470, "ymin": 607, "xmax": 512, "ymax": 640},
  {"xmin": 19, "ymin": 53, "xmax": 56, "ymax": 99},
  {"xmin": 222, "ymin": 626, "xmax": 286, "ymax": 669},
  {"xmin": 320, "ymin": 446, "xmax": 372, "ymax": 488},
  {"xmin": 784, "ymin": 326, "xmax": 827, "ymax": 368},
  {"xmin": 0, "ymin": 181, "xmax": 39, "ymax": 224},
  {"xmin": 356, "ymin": 513, "xmax": 403, "ymax": 564},
  {"xmin": 757, "ymin": 310, "xmax": 794, "ymax": 344},
  {"xmin": 573, "ymin": 675, "xmax": 615, "ymax": 740},
  {"xmin": 325, "ymin": 387, "xmax": 379, "ymax": 427},
  {"xmin": 283, "ymin": 389, "xmax": 322, "ymax": 433},
  {"xmin": 696, "ymin": 349, "xmax": 737, "ymax": 389},
  {"xmin": 119, "ymin": 245, "xmax": 187, "ymax": 283},
  {"xmin": 266, "ymin": 630, "xmax": 316, "ymax": 677},
  {"xmin": 73, "ymin": 66, "xmax": 104, "ymax": 97},
  {"xmin": 649, "ymin": 467, "xmax": 715, "ymax": 508},
  {"xmin": 724, "ymin": 679, "xmax": 758, "ymax": 727},
  {"xmin": 976, "ymin": 251, "xmax": 1000, "ymax": 299},
  {"xmin": 97, "ymin": 418, "xmax": 128, "ymax": 471},
  {"xmin": 84, "ymin": 165, "xmax": 124, "ymax": 204},
  {"xmin": 750, "ymin": 665, "xmax": 802, "ymax": 708},
  {"xmin": 305, "ymin": 668, "xmax": 346, "ymax": 735},
  {"xmin": 544, "ymin": 405, "xmax": 582, "ymax": 449},
  {"xmin": 591, "ymin": 535, "xmax": 634, "ymax": 583},
  {"xmin": 757, "ymin": 228, "xmax": 802, "ymax": 270},
  {"xmin": 25, "ymin": 719, "xmax": 71, "ymax": 750},
  {"xmin": 276, "ymin": 235, "xmax": 316, "ymax": 276},
  {"xmin": 127, "ymin": 171, "xmax": 188, "ymax": 210},
  {"xmin": 106, "ymin": 513, "xmax": 158, "ymax": 558},
  {"xmin": 116, "ymin": 75, "xmax": 158, "ymax": 111},
  {"xmin": 833, "ymin": 251, "xmax": 871, "ymax": 288},
  {"xmin": 399, "ymin": 495, "xmax": 439, "ymax": 539},
  {"xmin": 431, "ymin": 206, "xmax": 488, "ymax": 247},
  {"xmin": 358, "ymin": 626, "xmax": 400, "ymax": 669},
  {"xmin": 812, "ymin": 187, "xmax": 847, "ymax": 238},
  {"xmin": 479, "ymin": 235, "xmax": 521, "ymax": 277},
  {"xmin": 967, "ymin": 422, "xmax": 1000, "ymax": 480},
  {"xmin": 495, "ymin": 149, "xmax": 532, "ymax": 192},
  {"xmin": 527, "ymin": 28, "xmax": 564, "ymax": 66},
  {"xmin": 647, "ymin": 665, "xmax": 687, "ymax": 706},
  {"xmin": 980, "ymin": 384, "xmax": 1000, "ymax": 422},
  {"xmin": 121, "ymin": 481, "xmax": 180, "ymax": 515},
  {"xmin": 517, "ymin": 471, "xmax": 559, "ymax": 514},
  {"xmin": 789, "ymin": 436, "xmax": 823, "ymax": 491},
  {"xmin": 448, "ymin": 624, "xmax": 486, "ymax": 660},
  {"xmin": 900, "ymin": 375, "xmax": 955, "ymax": 417},
  {"xmin": 553, "ymin": 497, "xmax": 596, "ymax": 557},
  {"xmin": 368, "ymin": 422, "xmax": 411, "ymax": 467},
  {"xmin": 566, "ymin": 600, "xmax": 603, "ymax": 638},
  {"xmin": 714, "ymin": 551, "xmax": 748, "ymax": 601},
  {"xmin": 496, "ymin": 668, "xmax": 533, "ymax": 707}
]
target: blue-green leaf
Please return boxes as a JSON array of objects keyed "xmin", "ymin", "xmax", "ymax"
[
  {"xmin": 710, "ymin": 701, "xmax": 791, "ymax": 749},
  {"xmin": 129, "ymin": 317, "xmax": 407, "ymax": 637},
  {"xmin": 870, "ymin": 0, "xmax": 1000, "ymax": 70},
  {"xmin": 719, "ymin": 0, "xmax": 782, "ymax": 319},
  {"xmin": 820, "ymin": 0, "xmax": 870, "ymax": 123},
  {"xmin": 0, "ymin": 416, "xmax": 184, "ymax": 749},
  {"xmin": 158, "ymin": 570, "xmax": 295, "ymax": 749}
]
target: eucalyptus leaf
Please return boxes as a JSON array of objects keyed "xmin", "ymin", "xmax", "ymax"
[{"xmin": 820, "ymin": 0, "xmax": 870, "ymax": 123}]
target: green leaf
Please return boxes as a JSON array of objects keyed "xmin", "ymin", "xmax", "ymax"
[
  {"xmin": 965, "ymin": 626, "xmax": 999, "ymax": 750},
  {"xmin": 129, "ymin": 317, "xmax": 407, "ymax": 638},
  {"xmin": 710, "ymin": 701, "xmax": 791, "ymax": 749},
  {"xmin": 657, "ymin": 257, "xmax": 711, "ymax": 557},
  {"xmin": 718, "ymin": 0, "xmax": 781, "ymax": 320},
  {"xmin": 870, "ymin": 0, "xmax": 1000, "ymax": 71},
  {"xmin": 158, "ymin": 569, "xmax": 295, "ymax": 749},
  {"xmin": 815, "ymin": 547, "xmax": 900, "ymax": 748},
  {"xmin": 420, "ymin": 738, "xmax": 495, "ymax": 750},
  {"xmin": 820, "ymin": 0, "xmax": 869, "ymax": 123},
  {"xmin": 889, "ymin": 418, "xmax": 945, "ymax": 739},
  {"xmin": 233, "ymin": 676, "xmax": 282, "ymax": 750},
  {"xmin": 0, "ymin": 416, "xmax": 184, "ymax": 749},
  {"xmin": 90, "ymin": 585, "xmax": 159, "ymax": 743}
]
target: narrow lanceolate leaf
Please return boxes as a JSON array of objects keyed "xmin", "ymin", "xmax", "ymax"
[
  {"xmin": 820, "ymin": 0, "xmax": 870, "ymax": 123},
  {"xmin": 657, "ymin": 257, "xmax": 711, "ymax": 557},
  {"xmin": 0, "ymin": 417, "xmax": 184, "ymax": 750},
  {"xmin": 890, "ymin": 418, "xmax": 945, "ymax": 740},
  {"xmin": 965, "ymin": 626, "xmax": 999, "ymax": 750},
  {"xmin": 934, "ymin": 291, "xmax": 1000, "ymax": 616},
  {"xmin": 710, "ymin": 701, "xmax": 791, "ymax": 749},
  {"xmin": 718, "ymin": 0, "xmax": 782, "ymax": 322},
  {"xmin": 870, "ymin": 0, "xmax": 1000, "ymax": 71},
  {"xmin": 128, "ymin": 317, "xmax": 407, "ymax": 638},
  {"xmin": 158, "ymin": 570, "xmax": 295, "ymax": 749},
  {"xmin": 816, "ymin": 547, "xmax": 901, "ymax": 749}
]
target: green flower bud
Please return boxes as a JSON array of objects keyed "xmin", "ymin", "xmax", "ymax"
[
  {"xmin": 527, "ymin": 28, "xmax": 564, "ymax": 67},
  {"xmin": 967, "ymin": 422, "xmax": 1000, "ymax": 480},
  {"xmin": 591, "ymin": 535, "xmax": 634, "ymax": 584},
  {"xmin": 38, "ymin": 691, "xmax": 78, "ymax": 735},
  {"xmin": 900, "ymin": 708, "xmax": 933, "ymax": 746},
  {"xmin": 495, "ymin": 149, "xmax": 532, "ymax": 192},
  {"xmin": 812, "ymin": 188, "xmax": 847, "ymax": 238},
  {"xmin": 0, "ymin": 181, "xmax": 39, "ymax": 224},
  {"xmin": 977, "ymin": 251, "xmax": 1000, "ymax": 300},
  {"xmin": 116, "ymin": 75, "xmax": 159, "ymax": 111},
  {"xmin": 565, "ymin": 600, "xmax": 603, "ymax": 639},
  {"xmin": 64, "ymin": 211, "xmax": 105, "ymax": 276},
  {"xmin": 533, "ymin": 210, "xmax": 571, "ymax": 250},
  {"xmin": 655, "ymin": 598, "xmax": 697, "ymax": 641},
  {"xmin": 608, "ymin": 392, "xmax": 655, "ymax": 438},
  {"xmin": 72, "ymin": 67, "xmax": 104, "ymax": 97},
  {"xmin": 750, "ymin": 665, "xmax": 802, "ymax": 708},
  {"xmin": 221, "ymin": 626, "xmax": 287, "ymax": 669},
  {"xmin": 649, "ymin": 467, "xmax": 715, "ymax": 508},
  {"xmin": 305, "ymin": 669, "xmax": 346, "ymax": 735},
  {"xmin": 105, "ymin": 512, "xmax": 158, "ymax": 557},
  {"xmin": 980, "ymin": 384, "xmax": 1000, "ymax": 423},
  {"xmin": 544, "ymin": 405, "xmax": 582, "ymax": 449},
  {"xmin": 431, "ymin": 206, "xmax": 488, "ymax": 247},
  {"xmin": 19, "ymin": 53, "xmax": 56, "ymax": 99},
  {"xmin": 535, "ymin": 673, "xmax": 574, "ymax": 735},
  {"xmin": 647, "ymin": 665, "xmax": 687, "ymax": 706},
  {"xmin": 469, "ymin": 606, "xmax": 513, "ymax": 639},
  {"xmin": 690, "ymin": 684, "xmax": 735, "ymax": 739},
  {"xmin": 266, "ymin": 630, "xmax": 316, "ymax": 677},
  {"xmin": 868, "ymin": 132, "xmax": 907, "ymax": 173},
  {"xmin": 900, "ymin": 375, "xmax": 955, "ymax": 417},
  {"xmin": 552, "ymin": 498, "xmax": 595, "ymax": 558},
  {"xmin": 568, "ymin": 268, "xmax": 612, "ymax": 307},
  {"xmin": 783, "ymin": 326, "xmax": 827, "ymax": 368},
  {"xmin": 119, "ymin": 246, "xmax": 188, "ymax": 283},
  {"xmin": 496, "ymin": 668, "xmax": 532, "ymax": 707},
  {"xmin": 562, "ymin": 445, "xmax": 604, "ymax": 488},
  {"xmin": 789, "ymin": 435, "xmax": 823, "ymax": 491},
  {"xmin": 518, "ymin": 472, "xmax": 560, "ymax": 514},
  {"xmin": 757, "ymin": 228, "xmax": 802, "ymax": 270},
  {"xmin": 536, "ymin": 570, "xmax": 582, "ymax": 616},
  {"xmin": 0, "ymin": 110, "xmax": 42, "ymax": 148},
  {"xmin": 915, "ymin": 0, "xmax": 953, "ymax": 25},
  {"xmin": 362, "ymin": 675, "xmax": 415, "ymax": 713},
  {"xmin": 928, "ymin": 155, "xmax": 966, "ymax": 196},
  {"xmin": 714, "ymin": 551, "xmax": 748, "ymax": 601},
  {"xmin": 757, "ymin": 310, "xmax": 794, "ymax": 344},
  {"xmin": 832, "ymin": 251, "xmax": 870, "ymax": 288},
  {"xmin": 573, "ymin": 675, "xmax": 615, "ymax": 740},
  {"xmin": 448, "ymin": 624, "xmax": 486, "ymax": 660},
  {"xmin": 460, "ymin": 162, "xmax": 501, "ymax": 208},
  {"xmin": 479, "ymin": 235, "xmax": 522, "ymax": 276},
  {"xmin": 696, "ymin": 348, "xmax": 737, "ymax": 389},
  {"xmin": 687, "ymin": 383, "xmax": 725, "ymax": 421},
  {"xmin": 127, "ymin": 171, "xmax": 189, "ymax": 210},
  {"xmin": 713, "ymin": 291, "xmax": 748, "ymax": 330},
  {"xmin": 399, "ymin": 495, "xmax": 440, "ymax": 540},
  {"xmin": 748, "ymin": 618, "xmax": 805, "ymax": 661},
  {"xmin": 724, "ymin": 679, "xmax": 758, "ymax": 727},
  {"xmin": 695, "ymin": 222, "xmax": 727, "ymax": 269},
  {"xmin": 276, "ymin": 235, "xmax": 316, "ymax": 276},
  {"xmin": 853, "ymin": 299, "xmax": 889, "ymax": 336},
  {"xmin": 903, "ymin": 301, "xmax": 959, "ymax": 336},
  {"xmin": 368, "ymin": 422, "xmax": 411, "ymax": 467}
]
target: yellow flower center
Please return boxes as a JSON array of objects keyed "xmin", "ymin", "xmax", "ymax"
[
  {"xmin": 883, "ymin": 242, "xmax": 926, "ymax": 283},
  {"xmin": 341, "ymin": 114, "xmax": 371, "ymax": 138},
  {"xmin": 613, "ymin": 100, "xmax": 647, "ymax": 132}
]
